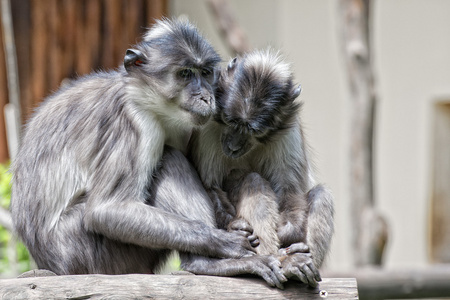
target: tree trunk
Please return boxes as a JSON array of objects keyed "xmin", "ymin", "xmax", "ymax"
[{"xmin": 337, "ymin": 0, "xmax": 388, "ymax": 266}]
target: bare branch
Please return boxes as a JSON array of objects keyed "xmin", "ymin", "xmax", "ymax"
[{"xmin": 207, "ymin": 0, "xmax": 250, "ymax": 56}]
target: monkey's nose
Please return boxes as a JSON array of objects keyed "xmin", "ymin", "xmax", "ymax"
[
  {"xmin": 227, "ymin": 143, "xmax": 241, "ymax": 152},
  {"xmin": 200, "ymin": 96, "xmax": 211, "ymax": 105}
]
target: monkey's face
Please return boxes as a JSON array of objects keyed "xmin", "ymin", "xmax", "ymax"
[
  {"xmin": 125, "ymin": 19, "xmax": 221, "ymax": 128},
  {"xmin": 216, "ymin": 51, "xmax": 302, "ymax": 159},
  {"xmin": 175, "ymin": 67, "xmax": 218, "ymax": 126},
  {"xmin": 220, "ymin": 126, "xmax": 256, "ymax": 159}
]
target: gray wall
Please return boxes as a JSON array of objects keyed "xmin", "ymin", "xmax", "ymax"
[{"xmin": 170, "ymin": 0, "xmax": 450, "ymax": 270}]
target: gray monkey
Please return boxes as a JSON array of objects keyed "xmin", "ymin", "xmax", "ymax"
[
  {"xmin": 10, "ymin": 19, "xmax": 286, "ymax": 288},
  {"xmin": 189, "ymin": 50, "xmax": 335, "ymax": 287}
]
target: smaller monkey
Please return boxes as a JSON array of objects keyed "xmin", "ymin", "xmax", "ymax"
[{"xmin": 189, "ymin": 50, "xmax": 334, "ymax": 287}]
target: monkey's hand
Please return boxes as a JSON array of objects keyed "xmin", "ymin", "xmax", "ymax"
[
  {"xmin": 212, "ymin": 229, "xmax": 256, "ymax": 259},
  {"xmin": 228, "ymin": 217, "xmax": 260, "ymax": 248},
  {"xmin": 241, "ymin": 255, "xmax": 287, "ymax": 289},
  {"xmin": 215, "ymin": 207, "xmax": 236, "ymax": 230},
  {"xmin": 279, "ymin": 252, "xmax": 322, "ymax": 288},
  {"xmin": 277, "ymin": 242, "xmax": 310, "ymax": 256}
]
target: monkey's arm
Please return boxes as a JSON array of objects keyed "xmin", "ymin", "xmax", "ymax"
[
  {"xmin": 305, "ymin": 184, "xmax": 334, "ymax": 268},
  {"xmin": 277, "ymin": 185, "xmax": 334, "ymax": 269},
  {"xmin": 85, "ymin": 201, "xmax": 254, "ymax": 259},
  {"xmin": 277, "ymin": 191, "xmax": 309, "ymax": 248},
  {"xmin": 83, "ymin": 134, "xmax": 254, "ymax": 259}
]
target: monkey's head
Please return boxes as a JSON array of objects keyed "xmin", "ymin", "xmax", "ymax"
[
  {"xmin": 124, "ymin": 18, "xmax": 221, "ymax": 127},
  {"xmin": 215, "ymin": 50, "xmax": 302, "ymax": 159}
]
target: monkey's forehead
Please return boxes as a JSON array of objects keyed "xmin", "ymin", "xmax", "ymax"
[{"xmin": 143, "ymin": 18, "xmax": 221, "ymax": 68}]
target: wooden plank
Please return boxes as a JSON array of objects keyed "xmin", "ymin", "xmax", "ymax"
[
  {"xmin": 125, "ymin": 0, "xmax": 143, "ymax": 46},
  {"xmin": 0, "ymin": 20, "xmax": 10, "ymax": 162},
  {"xmin": 102, "ymin": 0, "xmax": 122, "ymax": 68},
  {"xmin": 326, "ymin": 266, "xmax": 450, "ymax": 299},
  {"xmin": 85, "ymin": 0, "xmax": 101, "ymax": 69},
  {"xmin": 430, "ymin": 103, "xmax": 450, "ymax": 263},
  {"xmin": 48, "ymin": 0, "xmax": 62, "ymax": 90},
  {"xmin": 30, "ymin": 0, "xmax": 49, "ymax": 106},
  {"xmin": 0, "ymin": 274, "xmax": 358, "ymax": 299},
  {"xmin": 75, "ymin": 0, "xmax": 92, "ymax": 75},
  {"xmin": 146, "ymin": 0, "xmax": 167, "ymax": 23},
  {"xmin": 61, "ymin": 0, "xmax": 76, "ymax": 78},
  {"xmin": 10, "ymin": 0, "xmax": 31, "ymax": 122}
]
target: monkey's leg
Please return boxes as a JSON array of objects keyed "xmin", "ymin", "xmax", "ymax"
[
  {"xmin": 32, "ymin": 202, "xmax": 168, "ymax": 275},
  {"xmin": 207, "ymin": 187, "xmax": 236, "ymax": 230},
  {"xmin": 152, "ymin": 147, "xmax": 285, "ymax": 288},
  {"xmin": 226, "ymin": 172, "xmax": 280, "ymax": 255},
  {"xmin": 305, "ymin": 184, "xmax": 334, "ymax": 268}
]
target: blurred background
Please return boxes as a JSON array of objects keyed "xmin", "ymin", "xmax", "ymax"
[{"xmin": 0, "ymin": 0, "xmax": 449, "ymax": 298}]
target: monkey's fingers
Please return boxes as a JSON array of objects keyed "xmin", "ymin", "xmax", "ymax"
[
  {"xmin": 300, "ymin": 263, "xmax": 320, "ymax": 288},
  {"xmin": 268, "ymin": 257, "xmax": 287, "ymax": 288},
  {"xmin": 222, "ymin": 231, "xmax": 256, "ymax": 258},
  {"xmin": 260, "ymin": 270, "xmax": 285, "ymax": 290},
  {"xmin": 248, "ymin": 234, "xmax": 260, "ymax": 247},
  {"xmin": 308, "ymin": 261, "xmax": 322, "ymax": 282},
  {"xmin": 288, "ymin": 267, "xmax": 308, "ymax": 286},
  {"xmin": 252, "ymin": 256, "xmax": 287, "ymax": 289},
  {"xmin": 228, "ymin": 218, "xmax": 254, "ymax": 235},
  {"xmin": 285, "ymin": 242, "xmax": 310, "ymax": 254}
]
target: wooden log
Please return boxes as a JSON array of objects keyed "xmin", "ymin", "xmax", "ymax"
[
  {"xmin": 102, "ymin": 0, "xmax": 122, "ymax": 68},
  {"xmin": 325, "ymin": 266, "xmax": 450, "ymax": 299},
  {"xmin": 0, "ymin": 18, "xmax": 10, "ymax": 162},
  {"xmin": 0, "ymin": 273, "xmax": 358, "ymax": 299},
  {"xmin": 146, "ymin": 0, "xmax": 167, "ymax": 23},
  {"xmin": 30, "ymin": 0, "xmax": 49, "ymax": 107},
  {"xmin": 10, "ymin": 0, "xmax": 31, "ymax": 122}
]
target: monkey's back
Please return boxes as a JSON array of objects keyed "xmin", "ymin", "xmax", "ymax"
[{"xmin": 10, "ymin": 71, "xmax": 129, "ymax": 254}]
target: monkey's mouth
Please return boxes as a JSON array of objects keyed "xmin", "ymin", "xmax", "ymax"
[
  {"xmin": 222, "ymin": 144, "xmax": 250, "ymax": 159},
  {"xmin": 181, "ymin": 106, "xmax": 213, "ymax": 126},
  {"xmin": 181, "ymin": 97, "xmax": 216, "ymax": 126}
]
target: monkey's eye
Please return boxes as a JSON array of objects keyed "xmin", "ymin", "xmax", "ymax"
[
  {"xmin": 178, "ymin": 69, "xmax": 194, "ymax": 79},
  {"xmin": 201, "ymin": 69, "xmax": 212, "ymax": 77},
  {"xmin": 253, "ymin": 129, "xmax": 268, "ymax": 138}
]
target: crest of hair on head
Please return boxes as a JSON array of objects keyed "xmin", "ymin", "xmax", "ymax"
[
  {"xmin": 243, "ymin": 48, "xmax": 293, "ymax": 86},
  {"xmin": 144, "ymin": 17, "xmax": 196, "ymax": 41}
]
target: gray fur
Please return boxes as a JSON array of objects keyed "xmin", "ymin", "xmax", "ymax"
[
  {"xmin": 189, "ymin": 50, "xmax": 334, "ymax": 286},
  {"xmin": 10, "ymin": 19, "xmax": 286, "ymax": 288},
  {"xmin": 225, "ymin": 171, "xmax": 280, "ymax": 255}
]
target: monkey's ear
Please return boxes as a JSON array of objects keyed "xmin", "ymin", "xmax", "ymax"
[
  {"xmin": 124, "ymin": 49, "xmax": 147, "ymax": 72},
  {"xmin": 227, "ymin": 57, "xmax": 238, "ymax": 73},
  {"xmin": 291, "ymin": 84, "xmax": 302, "ymax": 99}
]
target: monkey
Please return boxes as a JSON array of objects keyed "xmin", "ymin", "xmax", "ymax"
[
  {"xmin": 188, "ymin": 49, "xmax": 335, "ymax": 287},
  {"xmin": 10, "ymin": 19, "xmax": 287, "ymax": 289}
]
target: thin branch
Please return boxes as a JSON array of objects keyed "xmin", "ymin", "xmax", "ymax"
[
  {"xmin": 207, "ymin": 0, "xmax": 250, "ymax": 56},
  {"xmin": 1, "ymin": 0, "xmax": 22, "ymax": 160}
]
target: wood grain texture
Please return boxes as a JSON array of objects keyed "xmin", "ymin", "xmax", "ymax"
[{"xmin": 0, "ymin": 273, "xmax": 358, "ymax": 299}]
